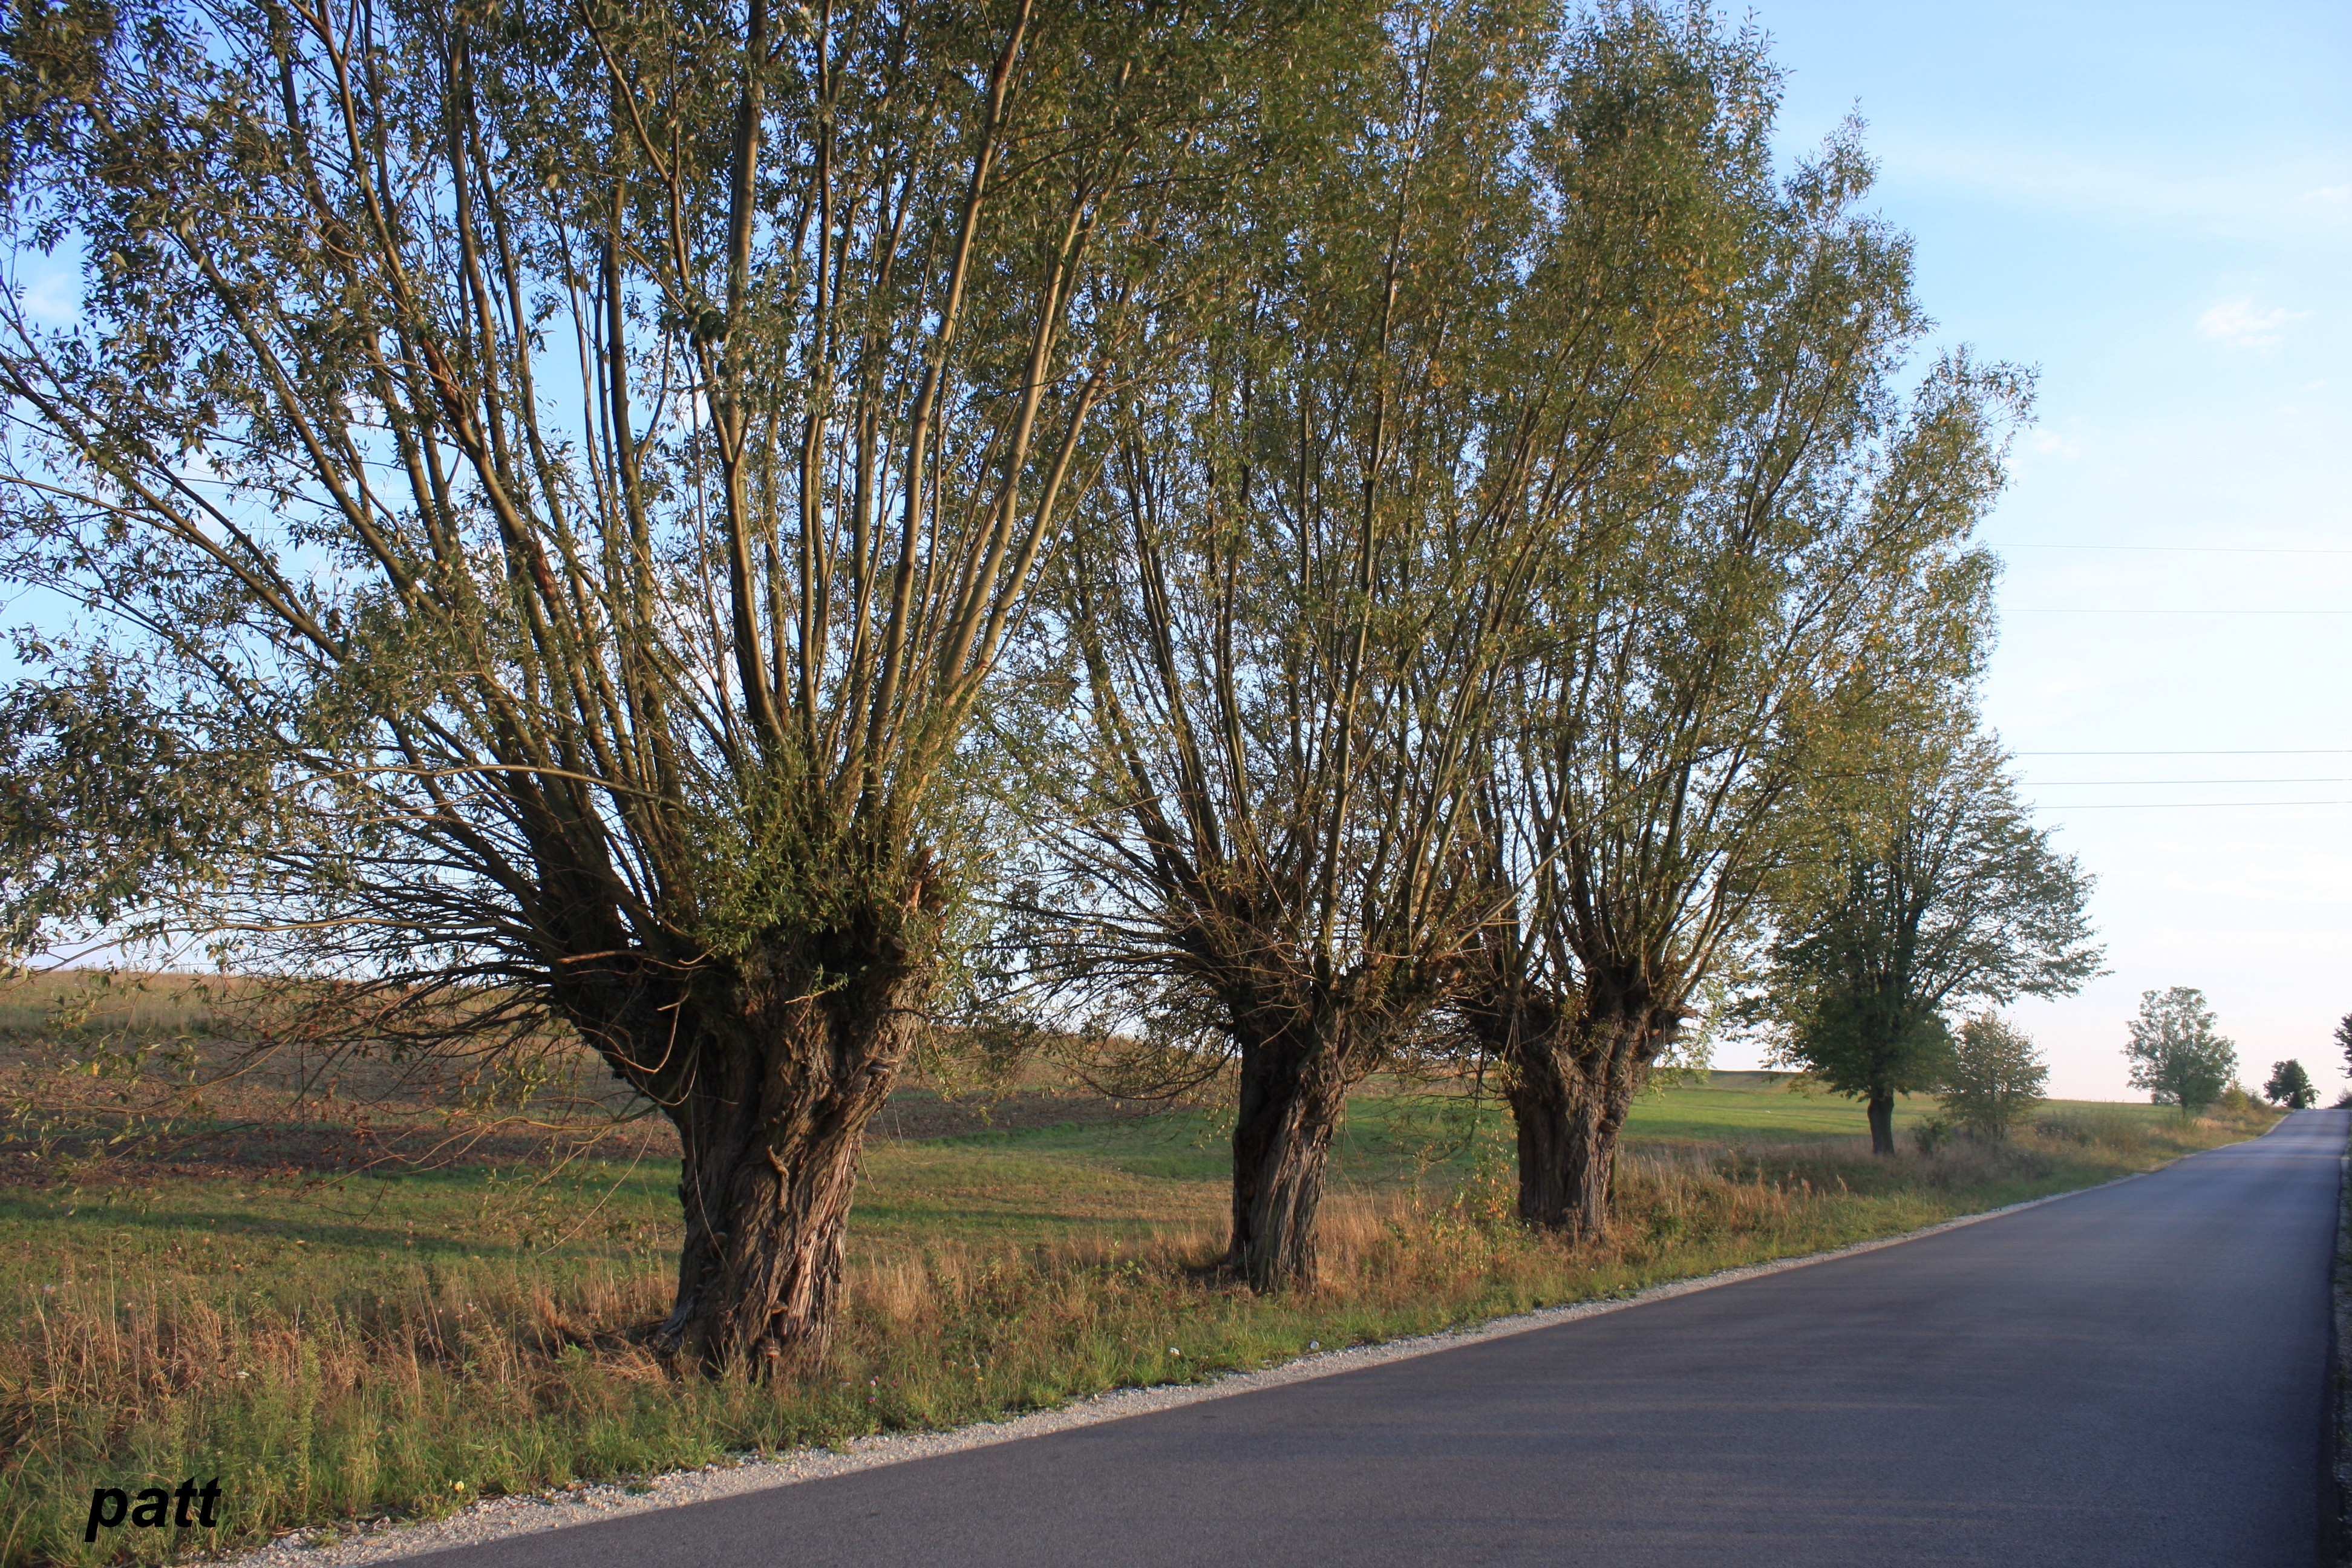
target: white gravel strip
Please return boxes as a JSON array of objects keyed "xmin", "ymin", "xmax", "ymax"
[{"xmin": 220, "ymin": 1174, "xmax": 2145, "ymax": 1568}]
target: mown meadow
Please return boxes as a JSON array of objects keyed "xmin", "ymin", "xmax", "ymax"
[{"xmin": 1, "ymin": 1030, "xmax": 2276, "ymax": 1566}]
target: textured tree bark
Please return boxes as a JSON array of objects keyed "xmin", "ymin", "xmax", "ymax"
[
  {"xmin": 1225, "ymin": 1004, "xmax": 1355, "ymax": 1291},
  {"xmin": 1506, "ymin": 1028, "xmax": 1634, "ymax": 1241},
  {"xmin": 1503, "ymin": 1031, "xmax": 1579, "ymax": 1227},
  {"xmin": 651, "ymin": 1071, "xmax": 875, "ymax": 1368},
  {"xmin": 1472, "ymin": 973, "xmax": 1673, "ymax": 1243},
  {"xmin": 1511, "ymin": 1065, "xmax": 1619, "ymax": 1240},
  {"xmin": 1866, "ymin": 1091, "xmax": 1896, "ymax": 1156},
  {"xmin": 562, "ymin": 943, "xmax": 923, "ymax": 1373}
]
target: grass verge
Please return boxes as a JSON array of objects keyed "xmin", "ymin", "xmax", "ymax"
[{"xmin": 1, "ymin": 1075, "xmax": 2274, "ymax": 1566}]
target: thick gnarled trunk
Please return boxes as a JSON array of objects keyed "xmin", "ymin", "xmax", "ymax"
[
  {"xmin": 564, "ymin": 947, "xmax": 923, "ymax": 1373},
  {"xmin": 1474, "ymin": 976, "xmax": 1673, "ymax": 1243},
  {"xmin": 1227, "ymin": 1028, "xmax": 1350, "ymax": 1290},
  {"xmin": 650, "ymin": 1070, "xmax": 875, "ymax": 1369},
  {"xmin": 1503, "ymin": 1040, "xmax": 1617, "ymax": 1240}
]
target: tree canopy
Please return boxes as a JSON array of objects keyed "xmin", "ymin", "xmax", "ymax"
[
  {"xmin": 998, "ymin": 0, "xmax": 1574, "ymax": 1289},
  {"xmin": 0, "ymin": 0, "xmax": 1367, "ymax": 1365},
  {"xmin": 1760, "ymin": 729, "xmax": 2102, "ymax": 1154},
  {"xmin": 1448, "ymin": 30, "xmax": 2037, "ymax": 1230},
  {"xmin": 2123, "ymin": 987, "xmax": 2236, "ymax": 1116},
  {"xmin": 0, "ymin": 0, "xmax": 2087, "ymax": 1336},
  {"xmin": 2261, "ymin": 1059, "xmax": 2314, "ymax": 1111}
]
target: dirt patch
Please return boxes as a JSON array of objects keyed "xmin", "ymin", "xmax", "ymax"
[
  {"xmin": 0, "ymin": 1118, "xmax": 681, "ymax": 1185},
  {"xmin": 869, "ymin": 1088, "xmax": 1174, "ymax": 1142},
  {"xmin": 0, "ymin": 1078, "xmax": 1172, "ymax": 1187}
]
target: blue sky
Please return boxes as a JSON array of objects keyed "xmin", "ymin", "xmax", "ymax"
[{"xmin": 1708, "ymin": 0, "xmax": 2352, "ymax": 1097}]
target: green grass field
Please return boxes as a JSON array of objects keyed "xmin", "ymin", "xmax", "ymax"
[
  {"xmin": 7, "ymin": 1074, "xmax": 1937, "ymax": 1322},
  {"xmin": 0, "ymin": 1066, "xmax": 2272, "ymax": 1566}
]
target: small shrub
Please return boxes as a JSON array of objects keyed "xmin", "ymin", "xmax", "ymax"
[{"xmin": 1939, "ymin": 1014, "xmax": 2047, "ymax": 1141}]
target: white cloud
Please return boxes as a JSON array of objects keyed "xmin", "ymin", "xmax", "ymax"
[
  {"xmin": 2197, "ymin": 297, "xmax": 2309, "ymax": 351},
  {"xmin": 1871, "ymin": 139, "xmax": 2351, "ymax": 238},
  {"xmin": 2026, "ymin": 430, "xmax": 2082, "ymax": 457},
  {"xmin": 19, "ymin": 267, "xmax": 80, "ymax": 328}
]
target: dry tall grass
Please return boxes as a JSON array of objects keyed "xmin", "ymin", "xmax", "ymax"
[{"xmin": 0, "ymin": 1108, "xmax": 2267, "ymax": 1566}]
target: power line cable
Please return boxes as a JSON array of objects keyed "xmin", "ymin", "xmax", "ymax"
[
  {"xmin": 2029, "ymin": 800, "xmax": 2348, "ymax": 810},
  {"xmin": 1985, "ymin": 543, "xmax": 2352, "ymax": 555},
  {"xmin": 2030, "ymin": 777, "xmax": 2350, "ymax": 786}
]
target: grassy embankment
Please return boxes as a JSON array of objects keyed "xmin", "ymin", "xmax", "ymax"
[{"xmin": 0, "ymin": 975, "xmax": 2279, "ymax": 1564}]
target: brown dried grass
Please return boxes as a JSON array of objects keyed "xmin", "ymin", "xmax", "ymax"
[{"xmin": 2, "ymin": 1108, "xmax": 2267, "ymax": 1566}]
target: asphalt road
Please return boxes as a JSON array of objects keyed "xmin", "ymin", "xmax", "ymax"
[{"xmin": 412, "ymin": 1108, "xmax": 2345, "ymax": 1568}]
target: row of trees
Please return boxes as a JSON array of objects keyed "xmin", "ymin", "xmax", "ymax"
[
  {"xmin": 1795, "ymin": 984, "xmax": 2317, "ymax": 1145},
  {"xmin": 2122, "ymin": 986, "xmax": 2335, "ymax": 1115},
  {"xmin": 0, "ymin": 0, "xmax": 2097, "ymax": 1365}
]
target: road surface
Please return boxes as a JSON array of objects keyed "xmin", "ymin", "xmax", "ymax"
[{"xmin": 411, "ymin": 1108, "xmax": 2344, "ymax": 1567}]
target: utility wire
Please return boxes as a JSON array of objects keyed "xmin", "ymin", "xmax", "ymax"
[
  {"xmin": 2029, "ymin": 800, "xmax": 2348, "ymax": 810},
  {"xmin": 1985, "ymin": 542, "xmax": 2352, "ymax": 555},
  {"xmin": 2031, "ymin": 777, "xmax": 2350, "ymax": 786}
]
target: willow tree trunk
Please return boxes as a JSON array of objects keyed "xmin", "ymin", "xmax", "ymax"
[
  {"xmin": 1504, "ymin": 1054, "xmax": 1617, "ymax": 1238},
  {"xmin": 1226, "ymin": 1008, "xmax": 1354, "ymax": 1291},
  {"xmin": 1481, "ymin": 988, "xmax": 1673, "ymax": 1243},
  {"xmin": 576, "ymin": 955, "xmax": 924, "ymax": 1373},
  {"xmin": 1866, "ymin": 1091, "xmax": 1896, "ymax": 1156}
]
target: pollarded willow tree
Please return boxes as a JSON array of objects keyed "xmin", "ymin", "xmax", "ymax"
[
  {"xmin": 999, "ymin": 0, "xmax": 1765, "ymax": 1289},
  {"xmin": 0, "ymin": 0, "xmax": 1360, "ymax": 1366},
  {"xmin": 1001, "ymin": 0, "xmax": 1535, "ymax": 1292},
  {"xmin": 1459, "ymin": 52, "xmax": 2028, "ymax": 1235},
  {"xmin": 1759, "ymin": 728, "xmax": 2102, "ymax": 1154}
]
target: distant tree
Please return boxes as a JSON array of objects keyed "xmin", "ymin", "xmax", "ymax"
[
  {"xmin": 2262, "ymin": 1059, "xmax": 2316, "ymax": 1110},
  {"xmin": 1939, "ymin": 1013, "xmax": 2048, "ymax": 1140},
  {"xmin": 2336, "ymin": 1014, "xmax": 2352, "ymax": 1084},
  {"xmin": 2123, "ymin": 988, "xmax": 2237, "ymax": 1116},
  {"xmin": 1759, "ymin": 731, "xmax": 2103, "ymax": 1155}
]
